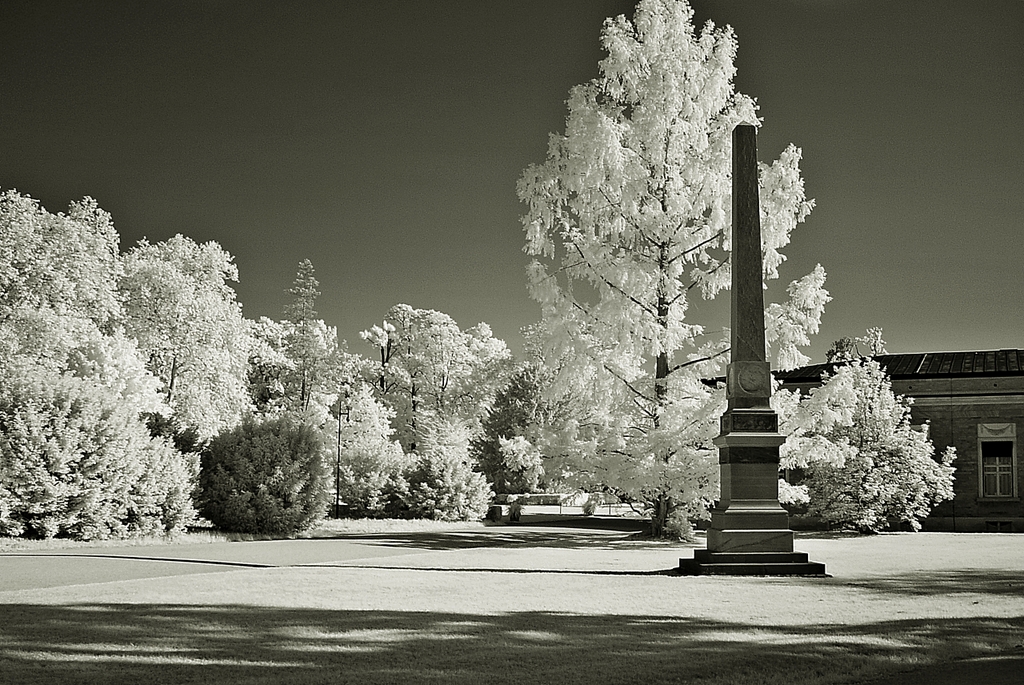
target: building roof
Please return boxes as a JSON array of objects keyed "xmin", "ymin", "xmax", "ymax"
[{"xmin": 775, "ymin": 349, "xmax": 1024, "ymax": 383}]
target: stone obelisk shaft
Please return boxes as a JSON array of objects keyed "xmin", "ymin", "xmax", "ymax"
[
  {"xmin": 709, "ymin": 124, "xmax": 791, "ymax": 553},
  {"xmin": 680, "ymin": 127, "xmax": 825, "ymax": 575},
  {"xmin": 731, "ymin": 124, "xmax": 767, "ymax": 372}
]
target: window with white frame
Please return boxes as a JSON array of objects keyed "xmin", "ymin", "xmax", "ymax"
[{"xmin": 977, "ymin": 423, "xmax": 1018, "ymax": 499}]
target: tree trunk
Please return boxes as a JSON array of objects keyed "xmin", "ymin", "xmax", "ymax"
[
  {"xmin": 654, "ymin": 243, "xmax": 671, "ymax": 423},
  {"xmin": 167, "ymin": 354, "xmax": 178, "ymax": 404},
  {"xmin": 650, "ymin": 492, "xmax": 672, "ymax": 537},
  {"xmin": 650, "ymin": 245, "xmax": 674, "ymax": 537},
  {"xmin": 300, "ymin": 369, "xmax": 309, "ymax": 412},
  {"xmin": 409, "ymin": 381, "xmax": 418, "ymax": 453}
]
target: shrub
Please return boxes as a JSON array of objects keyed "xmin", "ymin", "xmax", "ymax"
[
  {"xmin": 405, "ymin": 418, "xmax": 492, "ymax": 522},
  {"xmin": 198, "ymin": 415, "xmax": 329, "ymax": 535},
  {"xmin": 130, "ymin": 438, "xmax": 199, "ymax": 536},
  {"xmin": 336, "ymin": 441, "xmax": 412, "ymax": 518},
  {"xmin": 406, "ymin": 448, "xmax": 492, "ymax": 522},
  {"xmin": 0, "ymin": 365, "xmax": 197, "ymax": 539},
  {"xmin": 796, "ymin": 360, "xmax": 957, "ymax": 532}
]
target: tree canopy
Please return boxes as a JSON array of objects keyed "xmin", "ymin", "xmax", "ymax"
[
  {"xmin": 361, "ymin": 304, "xmax": 511, "ymax": 452},
  {"xmin": 778, "ymin": 359, "xmax": 956, "ymax": 531},
  {"xmin": 0, "ymin": 190, "xmax": 197, "ymax": 539},
  {"xmin": 517, "ymin": 0, "xmax": 828, "ymax": 535},
  {"xmin": 120, "ymin": 235, "xmax": 252, "ymax": 438}
]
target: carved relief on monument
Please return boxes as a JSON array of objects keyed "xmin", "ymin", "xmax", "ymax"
[
  {"xmin": 721, "ymin": 411, "xmax": 779, "ymax": 434},
  {"xmin": 727, "ymin": 361, "xmax": 771, "ymax": 400}
]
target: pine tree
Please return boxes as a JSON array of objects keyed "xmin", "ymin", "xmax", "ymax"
[{"xmin": 284, "ymin": 259, "xmax": 325, "ymax": 412}]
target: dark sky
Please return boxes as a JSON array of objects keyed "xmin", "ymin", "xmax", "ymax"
[{"xmin": 2, "ymin": 0, "xmax": 1022, "ymax": 362}]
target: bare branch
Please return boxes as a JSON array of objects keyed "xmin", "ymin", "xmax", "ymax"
[
  {"xmin": 601, "ymin": 361, "xmax": 657, "ymax": 405},
  {"xmin": 667, "ymin": 230, "xmax": 723, "ymax": 266},
  {"xmin": 631, "ymin": 395, "xmax": 658, "ymax": 421},
  {"xmin": 669, "ymin": 347, "xmax": 730, "ymax": 374},
  {"xmin": 687, "ymin": 254, "xmax": 730, "ymax": 292},
  {"xmin": 572, "ymin": 242, "xmax": 659, "ymax": 317}
]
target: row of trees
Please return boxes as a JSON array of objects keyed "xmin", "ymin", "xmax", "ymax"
[
  {"xmin": 0, "ymin": 188, "xmax": 512, "ymax": 537},
  {"xmin": 0, "ymin": 197, "xmax": 954, "ymax": 540},
  {"xmin": 0, "ymin": 193, "xmax": 199, "ymax": 538},
  {"xmin": 1, "ymin": 0, "xmax": 955, "ymax": 539}
]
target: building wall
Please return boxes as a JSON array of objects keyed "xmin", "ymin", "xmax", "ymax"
[{"xmin": 892, "ymin": 376, "xmax": 1024, "ymax": 532}]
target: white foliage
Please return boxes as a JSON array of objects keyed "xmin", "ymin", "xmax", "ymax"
[
  {"xmin": 775, "ymin": 376, "xmax": 859, "ymax": 470},
  {"xmin": 120, "ymin": 234, "xmax": 253, "ymax": 438},
  {"xmin": 334, "ymin": 384, "xmax": 411, "ymax": 517},
  {"xmin": 766, "ymin": 264, "xmax": 831, "ymax": 371},
  {"xmin": 778, "ymin": 479, "xmax": 810, "ymax": 506},
  {"xmin": 517, "ymin": 0, "xmax": 824, "ymax": 528},
  {"xmin": 776, "ymin": 360, "xmax": 956, "ymax": 531},
  {"xmin": 66, "ymin": 329, "xmax": 168, "ymax": 417},
  {"xmin": 361, "ymin": 304, "xmax": 512, "ymax": 450}
]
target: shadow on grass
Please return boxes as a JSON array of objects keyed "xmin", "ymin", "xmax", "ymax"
[
  {"xmin": 1, "ymin": 604, "xmax": 1021, "ymax": 685},
  {"xmin": 792, "ymin": 531, "xmax": 869, "ymax": 540},
  {"xmin": 308, "ymin": 524, "xmax": 674, "ymax": 553},
  {"xmin": 843, "ymin": 570, "xmax": 1024, "ymax": 597}
]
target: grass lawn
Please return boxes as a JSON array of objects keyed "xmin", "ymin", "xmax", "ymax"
[{"xmin": 1, "ymin": 522, "xmax": 1022, "ymax": 685}]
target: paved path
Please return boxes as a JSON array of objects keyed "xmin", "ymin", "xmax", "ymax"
[
  {"xmin": 0, "ymin": 521, "xmax": 660, "ymax": 592},
  {"xmin": 0, "ymin": 533, "xmax": 465, "ymax": 591}
]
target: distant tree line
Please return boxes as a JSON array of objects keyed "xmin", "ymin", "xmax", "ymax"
[{"xmin": 0, "ymin": 190, "xmax": 512, "ymax": 538}]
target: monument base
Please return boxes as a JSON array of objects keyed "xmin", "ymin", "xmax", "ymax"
[{"xmin": 679, "ymin": 549, "xmax": 827, "ymax": 576}]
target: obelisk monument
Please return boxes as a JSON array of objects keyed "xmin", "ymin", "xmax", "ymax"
[{"xmin": 680, "ymin": 124, "xmax": 825, "ymax": 575}]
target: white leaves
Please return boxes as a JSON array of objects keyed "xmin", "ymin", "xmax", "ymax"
[
  {"xmin": 365, "ymin": 304, "xmax": 512, "ymax": 450},
  {"xmin": 778, "ymin": 360, "xmax": 957, "ymax": 531},
  {"xmin": 778, "ymin": 479, "xmax": 810, "ymax": 506},
  {"xmin": 517, "ymin": 0, "xmax": 824, "ymax": 521},
  {"xmin": 759, "ymin": 144, "xmax": 814, "ymax": 280},
  {"xmin": 498, "ymin": 435, "xmax": 545, "ymax": 489},
  {"xmin": 66, "ymin": 328, "xmax": 168, "ymax": 418},
  {"xmin": 0, "ymin": 189, "xmax": 121, "ymax": 327},
  {"xmin": 520, "ymin": 0, "xmax": 820, "ymax": 382},
  {"xmin": 359, "ymin": 320, "xmax": 396, "ymax": 350},
  {"xmin": 120, "ymin": 234, "xmax": 252, "ymax": 437},
  {"xmin": 765, "ymin": 264, "xmax": 831, "ymax": 371}
]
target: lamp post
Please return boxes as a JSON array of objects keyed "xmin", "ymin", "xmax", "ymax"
[{"xmin": 334, "ymin": 381, "xmax": 351, "ymax": 519}]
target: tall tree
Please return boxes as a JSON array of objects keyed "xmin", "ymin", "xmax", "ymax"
[
  {"xmin": 283, "ymin": 259, "xmax": 327, "ymax": 412},
  {"xmin": 284, "ymin": 258, "xmax": 320, "ymax": 323},
  {"xmin": 517, "ymin": 0, "xmax": 828, "ymax": 535},
  {"xmin": 0, "ymin": 190, "xmax": 122, "ymax": 367},
  {"xmin": 120, "ymin": 235, "xmax": 252, "ymax": 438},
  {"xmin": 249, "ymin": 262, "xmax": 360, "ymax": 424},
  {"xmin": 361, "ymin": 304, "xmax": 511, "ymax": 452}
]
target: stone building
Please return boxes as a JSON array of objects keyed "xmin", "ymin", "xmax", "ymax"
[{"xmin": 776, "ymin": 350, "xmax": 1024, "ymax": 532}]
